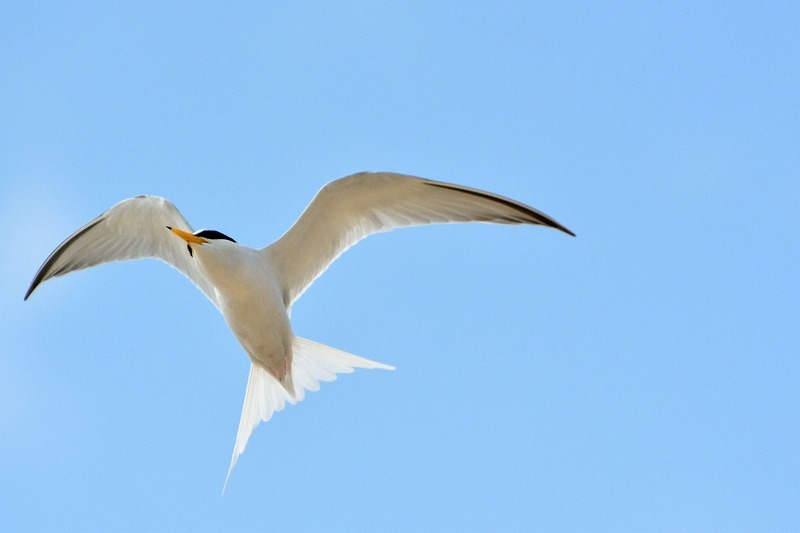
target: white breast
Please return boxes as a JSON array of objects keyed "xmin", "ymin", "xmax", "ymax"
[{"xmin": 195, "ymin": 242, "xmax": 295, "ymax": 388}]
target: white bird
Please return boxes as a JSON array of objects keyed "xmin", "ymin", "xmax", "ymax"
[{"xmin": 25, "ymin": 171, "xmax": 574, "ymax": 489}]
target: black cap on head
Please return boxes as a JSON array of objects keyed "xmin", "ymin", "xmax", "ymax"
[{"xmin": 193, "ymin": 229, "xmax": 236, "ymax": 243}]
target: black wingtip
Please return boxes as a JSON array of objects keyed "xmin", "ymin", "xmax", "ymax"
[{"xmin": 422, "ymin": 180, "xmax": 575, "ymax": 237}]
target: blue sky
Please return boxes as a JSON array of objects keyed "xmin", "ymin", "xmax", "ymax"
[{"xmin": 1, "ymin": 2, "xmax": 797, "ymax": 531}]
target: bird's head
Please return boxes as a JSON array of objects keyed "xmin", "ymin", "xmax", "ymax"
[{"xmin": 166, "ymin": 227, "xmax": 237, "ymax": 257}]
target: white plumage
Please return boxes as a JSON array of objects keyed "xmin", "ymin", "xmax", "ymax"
[{"xmin": 24, "ymin": 171, "xmax": 574, "ymax": 490}]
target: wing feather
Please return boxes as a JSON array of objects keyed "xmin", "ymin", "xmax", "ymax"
[
  {"xmin": 25, "ymin": 195, "xmax": 217, "ymax": 305},
  {"xmin": 265, "ymin": 172, "xmax": 574, "ymax": 305}
]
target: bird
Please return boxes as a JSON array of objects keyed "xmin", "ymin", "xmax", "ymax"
[{"xmin": 24, "ymin": 171, "xmax": 574, "ymax": 489}]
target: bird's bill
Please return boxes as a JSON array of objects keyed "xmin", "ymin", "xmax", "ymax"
[{"xmin": 167, "ymin": 226, "xmax": 208, "ymax": 245}]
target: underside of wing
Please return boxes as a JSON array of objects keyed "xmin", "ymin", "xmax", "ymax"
[
  {"xmin": 25, "ymin": 195, "xmax": 217, "ymax": 305},
  {"xmin": 266, "ymin": 172, "xmax": 574, "ymax": 306}
]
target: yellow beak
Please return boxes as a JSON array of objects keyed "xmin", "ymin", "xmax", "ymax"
[{"xmin": 167, "ymin": 226, "xmax": 208, "ymax": 245}]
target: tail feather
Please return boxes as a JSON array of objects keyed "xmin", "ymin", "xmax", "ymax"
[{"xmin": 223, "ymin": 337, "xmax": 394, "ymax": 492}]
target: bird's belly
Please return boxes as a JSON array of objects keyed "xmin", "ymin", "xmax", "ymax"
[{"xmin": 216, "ymin": 285, "xmax": 293, "ymax": 381}]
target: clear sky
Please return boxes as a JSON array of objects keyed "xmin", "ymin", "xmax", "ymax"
[{"xmin": 1, "ymin": 2, "xmax": 797, "ymax": 531}]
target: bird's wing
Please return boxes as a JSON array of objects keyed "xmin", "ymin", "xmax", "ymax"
[
  {"xmin": 266, "ymin": 172, "xmax": 574, "ymax": 305},
  {"xmin": 24, "ymin": 195, "xmax": 217, "ymax": 305}
]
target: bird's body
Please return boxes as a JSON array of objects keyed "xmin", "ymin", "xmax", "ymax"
[
  {"xmin": 25, "ymin": 172, "xmax": 574, "ymax": 489},
  {"xmin": 203, "ymin": 243, "xmax": 297, "ymax": 393}
]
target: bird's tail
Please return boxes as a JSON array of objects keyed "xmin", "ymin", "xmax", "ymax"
[{"xmin": 223, "ymin": 337, "xmax": 394, "ymax": 492}]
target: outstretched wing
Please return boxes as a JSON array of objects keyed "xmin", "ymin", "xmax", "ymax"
[
  {"xmin": 25, "ymin": 195, "xmax": 217, "ymax": 305},
  {"xmin": 266, "ymin": 172, "xmax": 574, "ymax": 306}
]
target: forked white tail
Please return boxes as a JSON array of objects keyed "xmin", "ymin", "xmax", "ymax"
[{"xmin": 223, "ymin": 337, "xmax": 394, "ymax": 492}]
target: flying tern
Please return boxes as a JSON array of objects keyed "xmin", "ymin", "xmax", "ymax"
[{"xmin": 25, "ymin": 171, "xmax": 574, "ymax": 489}]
